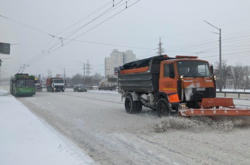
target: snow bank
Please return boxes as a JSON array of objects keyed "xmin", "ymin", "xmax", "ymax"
[
  {"xmin": 0, "ymin": 87, "xmax": 94, "ymax": 165},
  {"xmin": 154, "ymin": 116, "xmax": 250, "ymax": 133}
]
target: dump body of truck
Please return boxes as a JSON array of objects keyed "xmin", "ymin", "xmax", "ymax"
[
  {"xmin": 119, "ymin": 56, "xmax": 174, "ymax": 93},
  {"xmin": 46, "ymin": 77, "xmax": 65, "ymax": 92},
  {"xmin": 118, "ymin": 55, "xmax": 250, "ymax": 117}
]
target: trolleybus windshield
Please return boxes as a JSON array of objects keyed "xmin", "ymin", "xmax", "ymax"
[
  {"xmin": 16, "ymin": 80, "xmax": 34, "ymax": 88},
  {"xmin": 16, "ymin": 80, "xmax": 25, "ymax": 88},
  {"xmin": 26, "ymin": 80, "xmax": 35, "ymax": 87}
]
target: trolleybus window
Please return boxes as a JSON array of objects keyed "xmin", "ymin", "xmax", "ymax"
[
  {"xmin": 26, "ymin": 80, "xmax": 35, "ymax": 87},
  {"xmin": 16, "ymin": 80, "xmax": 25, "ymax": 88}
]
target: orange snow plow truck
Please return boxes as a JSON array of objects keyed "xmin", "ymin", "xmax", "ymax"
[{"xmin": 118, "ymin": 55, "xmax": 250, "ymax": 117}]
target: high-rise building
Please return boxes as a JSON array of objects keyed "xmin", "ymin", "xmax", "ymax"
[{"xmin": 105, "ymin": 49, "xmax": 136, "ymax": 77}]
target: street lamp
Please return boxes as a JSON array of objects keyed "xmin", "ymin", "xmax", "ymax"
[{"xmin": 204, "ymin": 20, "xmax": 222, "ymax": 92}]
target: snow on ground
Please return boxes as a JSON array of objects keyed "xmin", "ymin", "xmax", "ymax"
[{"xmin": 0, "ymin": 87, "xmax": 95, "ymax": 165}]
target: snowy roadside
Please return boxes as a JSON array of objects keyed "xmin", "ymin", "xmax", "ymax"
[{"xmin": 0, "ymin": 87, "xmax": 95, "ymax": 165}]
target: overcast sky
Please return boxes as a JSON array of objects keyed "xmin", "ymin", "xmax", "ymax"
[{"xmin": 1, "ymin": 0, "xmax": 250, "ymax": 78}]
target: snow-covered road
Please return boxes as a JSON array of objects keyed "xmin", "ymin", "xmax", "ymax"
[{"xmin": 16, "ymin": 89, "xmax": 250, "ymax": 165}]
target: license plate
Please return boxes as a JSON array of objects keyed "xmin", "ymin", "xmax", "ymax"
[{"xmin": 197, "ymin": 88, "xmax": 205, "ymax": 91}]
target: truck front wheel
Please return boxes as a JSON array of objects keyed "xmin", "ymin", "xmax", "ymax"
[
  {"xmin": 135, "ymin": 101, "xmax": 142, "ymax": 113},
  {"xmin": 125, "ymin": 95, "xmax": 137, "ymax": 114},
  {"xmin": 156, "ymin": 99, "xmax": 170, "ymax": 118}
]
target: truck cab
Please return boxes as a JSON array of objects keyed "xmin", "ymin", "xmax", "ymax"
[
  {"xmin": 46, "ymin": 78, "xmax": 65, "ymax": 92},
  {"xmin": 159, "ymin": 56, "xmax": 216, "ymax": 107}
]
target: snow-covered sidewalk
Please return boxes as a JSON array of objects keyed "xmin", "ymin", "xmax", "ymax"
[{"xmin": 0, "ymin": 88, "xmax": 94, "ymax": 165}]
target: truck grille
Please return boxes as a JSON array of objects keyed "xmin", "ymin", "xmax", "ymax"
[{"xmin": 185, "ymin": 87, "xmax": 215, "ymax": 101}]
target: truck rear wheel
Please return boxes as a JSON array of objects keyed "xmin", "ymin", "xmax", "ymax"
[
  {"xmin": 125, "ymin": 95, "xmax": 137, "ymax": 114},
  {"xmin": 156, "ymin": 99, "xmax": 170, "ymax": 118}
]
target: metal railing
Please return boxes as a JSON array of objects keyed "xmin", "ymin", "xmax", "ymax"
[{"xmin": 217, "ymin": 92, "xmax": 250, "ymax": 99}]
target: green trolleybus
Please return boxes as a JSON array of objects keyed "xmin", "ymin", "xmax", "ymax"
[{"xmin": 10, "ymin": 73, "xmax": 36, "ymax": 96}]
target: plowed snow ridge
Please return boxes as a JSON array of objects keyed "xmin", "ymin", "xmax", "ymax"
[{"xmin": 154, "ymin": 116, "xmax": 250, "ymax": 132}]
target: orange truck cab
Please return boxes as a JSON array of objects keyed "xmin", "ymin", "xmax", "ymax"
[{"xmin": 159, "ymin": 56, "xmax": 216, "ymax": 108}]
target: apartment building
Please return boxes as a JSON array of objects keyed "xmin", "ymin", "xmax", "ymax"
[{"xmin": 105, "ymin": 49, "xmax": 136, "ymax": 77}]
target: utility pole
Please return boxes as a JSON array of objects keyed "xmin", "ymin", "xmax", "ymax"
[
  {"xmin": 64, "ymin": 68, "xmax": 66, "ymax": 79},
  {"xmin": 58, "ymin": 66, "xmax": 66, "ymax": 79},
  {"xmin": 204, "ymin": 20, "xmax": 222, "ymax": 92},
  {"xmin": 157, "ymin": 37, "xmax": 164, "ymax": 56},
  {"xmin": 86, "ymin": 60, "xmax": 91, "ymax": 77}
]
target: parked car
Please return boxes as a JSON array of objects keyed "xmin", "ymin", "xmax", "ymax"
[{"xmin": 73, "ymin": 84, "xmax": 87, "ymax": 92}]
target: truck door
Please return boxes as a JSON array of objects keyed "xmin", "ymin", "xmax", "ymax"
[{"xmin": 159, "ymin": 63, "xmax": 177, "ymax": 95}]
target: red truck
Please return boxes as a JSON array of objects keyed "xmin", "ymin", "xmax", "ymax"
[{"xmin": 46, "ymin": 77, "xmax": 65, "ymax": 92}]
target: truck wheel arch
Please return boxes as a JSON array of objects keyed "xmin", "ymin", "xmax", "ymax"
[{"xmin": 153, "ymin": 92, "xmax": 169, "ymax": 103}]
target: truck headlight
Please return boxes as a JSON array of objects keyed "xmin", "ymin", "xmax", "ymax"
[
  {"xmin": 213, "ymin": 75, "xmax": 216, "ymax": 80},
  {"xmin": 180, "ymin": 75, "xmax": 184, "ymax": 81},
  {"xmin": 180, "ymin": 104, "xmax": 186, "ymax": 109},
  {"xmin": 54, "ymin": 88, "xmax": 56, "ymax": 90}
]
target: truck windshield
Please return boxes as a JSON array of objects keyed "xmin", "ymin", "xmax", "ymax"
[
  {"xmin": 53, "ymin": 79, "xmax": 64, "ymax": 83},
  {"xmin": 177, "ymin": 61, "xmax": 211, "ymax": 77}
]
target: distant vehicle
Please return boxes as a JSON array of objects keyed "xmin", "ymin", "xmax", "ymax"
[
  {"xmin": 10, "ymin": 73, "xmax": 36, "ymax": 97},
  {"xmin": 98, "ymin": 78, "xmax": 117, "ymax": 91},
  {"xmin": 46, "ymin": 77, "xmax": 65, "ymax": 92},
  {"xmin": 74, "ymin": 84, "xmax": 87, "ymax": 92},
  {"xmin": 35, "ymin": 77, "xmax": 42, "ymax": 92}
]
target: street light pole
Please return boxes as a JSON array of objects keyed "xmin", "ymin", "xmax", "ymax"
[{"xmin": 204, "ymin": 20, "xmax": 222, "ymax": 92}]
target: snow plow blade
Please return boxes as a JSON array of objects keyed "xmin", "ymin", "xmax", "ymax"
[
  {"xmin": 179, "ymin": 98, "xmax": 250, "ymax": 116},
  {"xmin": 200, "ymin": 98, "xmax": 235, "ymax": 108},
  {"xmin": 179, "ymin": 108, "xmax": 250, "ymax": 116}
]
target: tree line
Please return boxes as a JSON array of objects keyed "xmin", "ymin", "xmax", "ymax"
[
  {"xmin": 64, "ymin": 73, "xmax": 104, "ymax": 87},
  {"xmin": 214, "ymin": 60, "xmax": 250, "ymax": 90}
]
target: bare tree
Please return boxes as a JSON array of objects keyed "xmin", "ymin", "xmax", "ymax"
[
  {"xmin": 214, "ymin": 60, "xmax": 231, "ymax": 89},
  {"xmin": 231, "ymin": 62, "xmax": 245, "ymax": 90},
  {"xmin": 243, "ymin": 66, "xmax": 250, "ymax": 90}
]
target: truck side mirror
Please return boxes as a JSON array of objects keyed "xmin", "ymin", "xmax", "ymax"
[
  {"xmin": 210, "ymin": 65, "xmax": 214, "ymax": 74},
  {"xmin": 169, "ymin": 71, "xmax": 175, "ymax": 78}
]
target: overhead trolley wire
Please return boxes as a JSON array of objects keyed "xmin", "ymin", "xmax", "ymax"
[
  {"xmin": 24, "ymin": 0, "xmax": 126, "ymax": 67},
  {"xmin": 0, "ymin": 14, "xmax": 54, "ymax": 37},
  {"xmin": 26, "ymin": 0, "xmax": 140, "ymax": 67}
]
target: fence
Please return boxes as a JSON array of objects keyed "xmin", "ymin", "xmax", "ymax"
[{"xmin": 216, "ymin": 92, "xmax": 250, "ymax": 99}]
